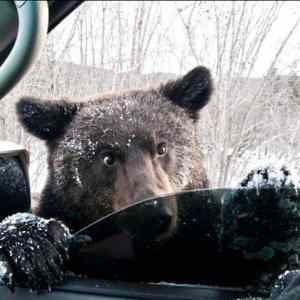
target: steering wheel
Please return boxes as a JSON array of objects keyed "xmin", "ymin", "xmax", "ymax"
[{"xmin": 0, "ymin": 1, "xmax": 49, "ymax": 100}]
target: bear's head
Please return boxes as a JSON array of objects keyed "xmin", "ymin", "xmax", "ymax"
[{"xmin": 17, "ymin": 66, "xmax": 213, "ymax": 235}]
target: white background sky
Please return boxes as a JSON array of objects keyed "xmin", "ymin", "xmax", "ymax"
[{"xmin": 51, "ymin": 1, "xmax": 300, "ymax": 77}]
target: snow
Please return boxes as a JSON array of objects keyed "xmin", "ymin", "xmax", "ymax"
[
  {"xmin": 74, "ymin": 167, "xmax": 83, "ymax": 187},
  {"xmin": 234, "ymin": 157, "xmax": 300, "ymax": 190}
]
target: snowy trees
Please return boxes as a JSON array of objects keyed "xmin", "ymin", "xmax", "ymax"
[{"xmin": 174, "ymin": 1, "xmax": 300, "ymax": 186}]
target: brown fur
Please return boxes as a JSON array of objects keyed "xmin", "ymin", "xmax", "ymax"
[{"xmin": 17, "ymin": 66, "xmax": 213, "ymax": 232}]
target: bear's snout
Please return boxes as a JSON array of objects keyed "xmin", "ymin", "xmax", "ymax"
[
  {"xmin": 112, "ymin": 148, "xmax": 177, "ymax": 240},
  {"xmin": 149, "ymin": 204, "xmax": 174, "ymax": 236},
  {"xmin": 118, "ymin": 196, "xmax": 177, "ymax": 242},
  {"xmin": 113, "ymin": 149, "xmax": 174, "ymax": 210}
]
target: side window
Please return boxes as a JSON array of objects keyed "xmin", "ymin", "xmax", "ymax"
[{"xmin": 1, "ymin": 2, "xmax": 299, "ymax": 196}]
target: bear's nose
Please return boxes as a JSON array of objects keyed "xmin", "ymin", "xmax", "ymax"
[
  {"xmin": 150, "ymin": 205, "xmax": 173, "ymax": 235},
  {"xmin": 134, "ymin": 202, "xmax": 174, "ymax": 239}
]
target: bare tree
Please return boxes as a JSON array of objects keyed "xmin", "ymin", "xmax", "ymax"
[
  {"xmin": 175, "ymin": 1, "xmax": 300, "ymax": 186},
  {"xmin": 1, "ymin": 1, "xmax": 300, "ymax": 194}
]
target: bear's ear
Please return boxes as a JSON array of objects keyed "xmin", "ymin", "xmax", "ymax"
[
  {"xmin": 16, "ymin": 97, "xmax": 81, "ymax": 141},
  {"xmin": 159, "ymin": 66, "xmax": 213, "ymax": 115}
]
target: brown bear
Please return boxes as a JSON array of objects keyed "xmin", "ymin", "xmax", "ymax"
[
  {"xmin": 17, "ymin": 65, "xmax": 212, "ymax": 230},
  {"xmin": 0, "ymin": 66, "xmax": 213, "ymax": 290}
]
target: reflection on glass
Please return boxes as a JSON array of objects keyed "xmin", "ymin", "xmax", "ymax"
[{"xmin": 70, "ymin": 187, "xmax": 300, "ymax": 293}]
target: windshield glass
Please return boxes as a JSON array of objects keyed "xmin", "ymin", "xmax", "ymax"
[{"xmin": 1, "ymin": 1, "xmax": 300, "ymax": 298}]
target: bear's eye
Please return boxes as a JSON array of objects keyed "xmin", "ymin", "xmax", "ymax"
[
  {"xmin": 103, "ymin": 154, "xmax": 116, "ymax": 167},
  {"xmin": 157, "ymin": 142, "xmax": 168, "ymax": 156}
]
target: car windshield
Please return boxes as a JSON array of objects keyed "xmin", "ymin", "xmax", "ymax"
[{"xmin": 1, "ymin": 1, "xmax": 300, "ymax": 298}]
